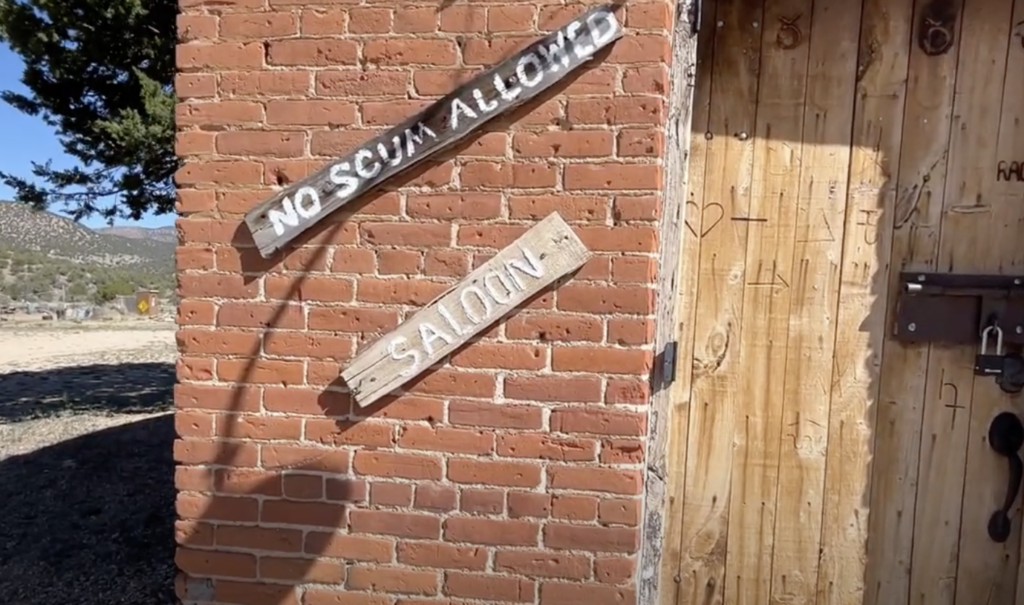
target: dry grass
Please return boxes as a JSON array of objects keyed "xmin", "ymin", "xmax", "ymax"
[{"xmin": 0, "ymin": 319, "xmax": 178, "ymax": 604}]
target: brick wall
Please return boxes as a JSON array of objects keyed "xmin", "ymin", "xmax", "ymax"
[{"xmin": 174, "ymin": 0, "xmax": 673, "ymax": 603}]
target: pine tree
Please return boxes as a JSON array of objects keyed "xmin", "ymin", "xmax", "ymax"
[{"xmin": 0, "ymin": 0, "xmax": 178, "ymax": 222}]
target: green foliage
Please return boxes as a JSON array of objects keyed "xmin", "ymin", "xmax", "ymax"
[
  {"xmin": 0, "ymin": 245, "xmax": 175, "ymax": 304},
  {"xmin": 0, "ymin": 0, "xmax": 178, "ymax": 223}
]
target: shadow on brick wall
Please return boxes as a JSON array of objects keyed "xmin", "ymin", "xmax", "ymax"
[{"xmin": 174, "ymin": 47, "xmax": 611, "ymax": 603}]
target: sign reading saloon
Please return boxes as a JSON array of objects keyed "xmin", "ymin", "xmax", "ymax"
[
  {"xmin": 242, "ymin": 3, "xmax": 624, "ymax": 258},
  {"xmin": 341, "ymin": 213, "xmax": 591, "ymax": 408}
]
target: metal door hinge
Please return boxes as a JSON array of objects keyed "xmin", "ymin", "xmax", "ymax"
[{"xmin": 663, "ymin": 340, "xmax": 679, "ymax": 385}]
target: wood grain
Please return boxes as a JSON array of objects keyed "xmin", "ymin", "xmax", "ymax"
[
  {"xmin": 241, "ymin": 3, "xmax": 623, "ymax": 258},
  {"xmin": 340, "ymin": 212, "xmax": 591, "ymax": 408}
]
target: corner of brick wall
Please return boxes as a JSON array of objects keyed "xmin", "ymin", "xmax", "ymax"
[{"xmin": 173, "ymin": 0, "xmax": 673, "ymax": 603}]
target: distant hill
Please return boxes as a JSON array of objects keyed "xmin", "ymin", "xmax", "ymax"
[
  {"xmin": 95, "ymin": 225, "xmax": 177, "ymax": 245},
  {"xmin": 0, "ymin": 202, "xmax": 176, "ymax": 305}
]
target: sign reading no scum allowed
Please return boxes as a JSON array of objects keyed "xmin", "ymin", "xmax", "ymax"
[{"xmin": 241, "ymin": 3, "xmax": 624, "ymax": 258}]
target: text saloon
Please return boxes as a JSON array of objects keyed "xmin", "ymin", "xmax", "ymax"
[
  {"xmin": 242, "ymin": 3, "xmax": 623, "ymax": 259},
  {"xmin": 341, "ymin": 212, "xmax": 591, "ymax": 408}
]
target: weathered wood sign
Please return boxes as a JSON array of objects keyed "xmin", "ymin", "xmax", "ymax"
[
  {"xmin": 241, "ymin": 4, "xmax": 623, "ymax": 258},
  {"xmin": 341, "ymin": 212, "xmax": 591, "ymax": 407}
]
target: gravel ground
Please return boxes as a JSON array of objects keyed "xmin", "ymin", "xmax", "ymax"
[{"xmin": 0, "ymin": 321, "xmax": 178, "ymax": 605}]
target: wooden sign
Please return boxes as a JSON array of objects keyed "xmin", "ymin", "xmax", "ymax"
[
  {"xmin": 341, "ymin": 212, "xmax": 591, "ymax": 407},
  {"xmin": 242, "ymin": 3, "xmax": 624, "ymax": 258}
]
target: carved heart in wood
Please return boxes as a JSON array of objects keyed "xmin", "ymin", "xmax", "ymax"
[{"xmin": 685, "ymin": 201, "xmax": 725, "ymax": 238}]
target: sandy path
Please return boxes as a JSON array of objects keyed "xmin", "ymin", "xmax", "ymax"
[{"xmin": 0, "ymin": 320, "xmax": 179, "ymax": 604}]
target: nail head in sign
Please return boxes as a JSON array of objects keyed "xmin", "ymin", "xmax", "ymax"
[
  {"xmin": 241, "ymin": 3, "xmax": 624, "ymax": 259},
  {"xmin": 340, "ymin": 212, "xmax": 592, "ymax": 409}
]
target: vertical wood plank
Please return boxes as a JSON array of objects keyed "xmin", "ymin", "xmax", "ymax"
[
  {"xmin": 671, "ymin": 0, "xmax": 765, "ymax": 601},
  {"xmin": 656, "ymin": 1, "xmax": 718, "ymax": 602},
  {"xmin": 867, "ymin": 0, "xmax": 965, "ymax": 601},
  {"xmin": 950, "ymin": 0, "xmax": 1021, "ymax": 601},
  {"xmin": 721, "ymin": 0, "xmax": 813, "ymax": 602},
  {"xmin": 768, "ymin": 0, "xmax": 862, "ymax": 601},
  {"xmin": 817, "ymin": 0, "xmax": 914, "ymax": 602}
]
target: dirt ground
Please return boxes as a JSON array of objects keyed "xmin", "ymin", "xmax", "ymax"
[{"xmin": 0, "ymin": 318, "xmax": 178, "ymax": 604}]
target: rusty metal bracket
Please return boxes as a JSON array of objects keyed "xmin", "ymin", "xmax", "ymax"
[{"xmin": 893, "ymin": 272, "xmax": 1024, "ymax": 345}]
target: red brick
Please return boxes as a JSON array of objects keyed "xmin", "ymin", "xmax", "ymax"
[
  {"xmin": 216, "ymin": 415, "xmax": 303, "ymax": 441},
  {"xmin": 497, "ymin": 434, "xmax": 598, "ymax": 462},
  {"xmin": 505, "ymin": 313, "xmax": 603, "ymax": 343},
  {"xmin": 349, "ymin": 510, "xmax": 441, "ymax": 540},
  {"xmin": 507, "ymin": 195, "xmax": 608, "ymax": 222},
  {"xmin": 494, "ymin": 550, "xmax": 591, "ymax": 579},
  {"xmin": 178, "ymin": 14, "xmax": 217, "ymax": 41},
  {"xmin": 551, "ymin": 347, "xmax": 651, "ymax": 375},
  {"xmin": 214, "ymin": 581, "xmax": 300, "ymax": 605},
  {"xmin": 599, "ymin": 499, "xmax": 641, "ymax": 526},
  {"xmin": 363, "ymin": 100, "xmax": 432, "ymax": 125},
  {"xmin": 551, "ymin": 408, "xmax": 646, "ymax": 437},
  {"xmin": 176, "ymin": 73, "xmax": 216, "ymax": 98},
  {"xmin": 619, "ymin": 128, "xmax": 663, "ymax": 157},
  {"xmin": 439, "ymin": 5, "xmax": 485, "ymax": 31},
  {"xmin": 176, "ymin": 130, "xmax": 214, "ymax": 156},
  {"xmin": 406, "ymin": 369, "xmax": 496, "ymax": 398},
  {"xmin": 371, "ymin": 482, "xmax": 414, "ymax": 507},
  {"xmin": 259, "ymin": 557, "xmax": 346, "ymax": 583},
  {"xmin": 216, "ymin": 131, "xmax": 305, "ymax": 157},
  {"xmin": 444, "ymin": 571, "xmax": 535, "ymax": 602},
  {"xmin": 304, "ymin": 532, "xmax": 395, "ymax": 562},
  {"xmin": 220, "ymin": 12, "xmax": 298, "ymax": 39},
  {"xmin": 564, "ymin": 163, "xmax": 662, "ymax": 191},
  {"xmin": 398, "ymin": 426, "xmax": 494, "ymax": 455},
  {"xmin": 305, "ymin": 590, "xmax": 392, "ymax": 605},
  {"xmin": 365, "ymin": 39, "xmax": 457, "ymax": 66},
  {"xmin": 361, "ymin": 223, "xmax": 451, "ymax": 247},
  {"xmin": 177, "ymin": 42, "xmax": 264, "ymax": 70},
  {"xmin": 306, "ymin": 420, "xmax": 395, "ymax": 447},
  {"xmin": 508, "ymin": 492, "xmax": 551, "ymax": 519},
  {"xmin": 444, "ymin": 517, "xmax": 539, "ymax": 546},
  {"xmin": 449, "ymin": 400, "xmax": 543, "ymax": 430},
  {"xmin": 261, "ymin": 445, "xmax": 351, "ymax": 473},
  {"xmin": 317, "ymin": 69, "xmax": 409, "ymax": 97},
  {"xmin": 394, "ymin": 7, "xmax": 438, "ymax": 32},
  {"xmin": 488, "ymin": 5, "xmax": 536, "ymax": 31},
  {"xmin": 398, "ymin": 541, "xmax": 487, "ymax": 570},
  {"xmin": 608, "ymin": 33, "xmax": 671, "ymax": 63},
  {"xmin": 412, "ymin": 68, "xmax": 476, "ymax": 95},
  {"xmin": 177, "ymin": 493, "xmax": 259, "ymax": 523},
  {"xmin": 300, "ymin": 9, "xmax": 347, "ymax": 35},
  {"xmin": 544, "ymin": 524, "xmax": 638, "ymax": 553},
  {"xmin": 308, "ymin": 307, "xmax": 399, "ymax": 333},
  {"xmin": 268, "ymin": 39, "xmax": 359, "ymax": 66},
  {"xmin": 447, "ymin": 459, "xmax": 541, "ymax": 488},
  {"xmin": 504, "ymin": 375, "xmax": 603, "ymax": 403},
  {"xmin": 283, "ymin": 474, "xmax": 324, "ymax": 500},
  {"xmin": 262, "ymin": 500, "xmax": 348, "ymax": 527},
  {"xmin": 354, "ymin": 451, "xmax": 443, "ymax": 480},
  {"xmin": 461, "ymin": 37, "xmax": 530, "ymax": 65},
  {"xmin": 552, "ymin": 495, "xmax": 599, "ymax": 522},
  {"xmin": 414, "ymin": 485, "xmax": 458, "ymax": 512},
  {"xmin": 348, "ymin": 7, "xmax": 392, "ymax": 33},
  {"xmin": 175, "ymin": 161, "xmax": 263, "ymax": 185},
  {"xmin": 266, "ymin": 100, "xmax": 358, "ymax": 125},
  {"xmin": 622, "ymin": 66, "xmax": 669, "ymax": 94},
  {"xmin": 540, "ymin": 582, "xmax": 635, "ymax": 604},
  {"xmin": 177, "ymin": 548, "xmax": 257, "ymax": 579},
  {"xmin": 595, "ymin": 557, "xmax": 635, "ymax": 584},
  {"xmin": 348, "ymin": 565, "xmax": 439, "ymax": 595},
  {"xmin": 513, "ymin": 131, "xmax": 615, "ymax": 158},
  {"xmin": 407, "ymin": 193, "xmax": 502, "ymax": 220},
  {"xmin": 451, "ymin": 342, "xmax": 547, "ymax": 370},
  {"xmin": 356, "ymin": 278, "xmax": 448, "ymax": 305},
  {"xmin": 548, "ymin": 466, "xmax": 643, "ymax": 496},
  {"xmin": 460, "ymin": 489, "xmax": 504, "ymax": 514},
  {"xmin": 601, "ymin": 439, "xmax": 646, "ymax": 464},
  {"xmin": 220, "ymin": 70, "xmax": 312, "ymax": 97}
]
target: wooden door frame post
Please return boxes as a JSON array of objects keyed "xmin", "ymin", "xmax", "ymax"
[{"xmin": 638, "ymin": 0, "xmax": 700, "ymax": 603}]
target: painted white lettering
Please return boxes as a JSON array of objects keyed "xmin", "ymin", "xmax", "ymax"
[
  {"xmin": 329, "ymin": 161, "xmax": 359, "ymax": 200},
  {"xmin": 460, "ymin": 286, "xmax": 493, "ymax": 324},
  {"xmin": 538, "ymin": 31, "xmax": 571, "ymax": 71},
  {"xmin": 268, "ymin": 198, "xmax": 300, "ymax": 237},
  {"xmin": 388, "ymin": 336, "xmax": 422, "ymax": 377},
  {"xmin": 405, "ymin": 122, "xmax": 438, "ymax": 156},
  {"xmin": 494, "ymin": 73, "xmax": 522, "ymax": 101},
  {"xmin": 292, "ymin": 186, "xmax": 322, "ymax": 219},
  {"xmin": 419, "ymin": 323, "xmax": 453, "ymax": 355},
  {"xmin": 354, "ymin": 148, "xmax": 381, "ymax": 179},
  {"xmin": 483, "ymin": 271, "xmax": 514, "ymax": 304},
  {"xmin": 437, "ymin": 302, "xmax": 470, "ymax": 336},
  {"xmin": 377, "ymin": 135, "xmax": 403, "ymax": 167},
  {"xmin": 506, "ymin": 247, "xmax": 545, "ymax": 289},
  {"xmin": 570, "ymin": 18, "xmax": 596, "ymax": 59},
  {"xmin": 472, "ymin": 89, "xmax": 498, "ymax": 113},
  {"xmin": 586, "ymin": 10, "xmax": 619, "ymax": 49},
  {"xmin": 516, "ymin": 53, "xmax": 544, "ymax": 87},
  {"xmin": 450, "ymin": 97, "xmax": 478, "ymax": 129}
]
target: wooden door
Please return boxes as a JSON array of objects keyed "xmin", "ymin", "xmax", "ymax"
[{"xmin": 656, "ymin": 0, "xmax": 1024, "ymax": 603}]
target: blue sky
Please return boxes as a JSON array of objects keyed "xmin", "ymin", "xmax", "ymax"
[{"xmin": 0, "ymin": 43, "xmax": 175, "ymax": 230}]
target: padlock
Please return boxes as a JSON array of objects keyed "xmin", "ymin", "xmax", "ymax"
[{"xmin": 976, "ymin": 325, "xmax": 1006, "ymax": 376}]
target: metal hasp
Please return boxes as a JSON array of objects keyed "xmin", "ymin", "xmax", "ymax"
[{"xmin": 892, "ymin": 271, "xmax": 1024, "ymax": 393}]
